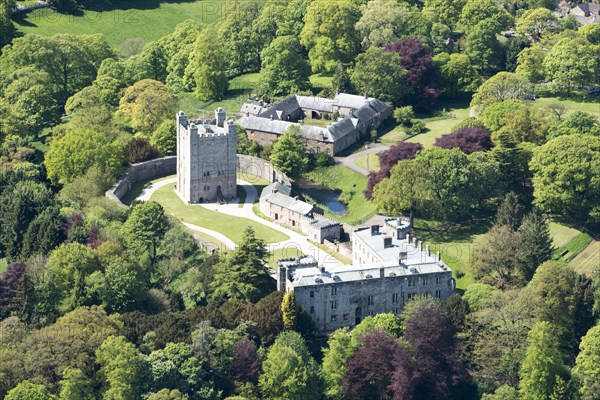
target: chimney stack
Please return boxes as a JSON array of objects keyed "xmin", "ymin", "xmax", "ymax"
[
  {"xmin": 215, "ymin": 107, "xmax": 226, "ymax": 127},
  {"xmin": 371, "ymin": 225, "xmax": 379, "ymax": 236},
  {"xmin": 406, "ymin": 233, "xmax": 411, "ymax": 244},
  {"xmin": 437, "ymin": 251, "xmax": 441, "ymax": 262},
  {"xmin": 426, "ymin": 244, "xmax": 430, "ymax": 256}
]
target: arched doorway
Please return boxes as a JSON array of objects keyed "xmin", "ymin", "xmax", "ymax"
[{"xmin": 355, "ymin": 307, "xmax": 362, "ymax": 325}]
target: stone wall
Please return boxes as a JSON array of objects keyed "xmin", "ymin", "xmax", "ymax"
[
  {"xmin": 106, "ymin": 156, "xmax": 177, "ymax": 206},
  {"xmin": 237, "ymin": 154, "xmax": 291, "ymax": 187},
  {"xmin": 106, "ymin": 154, "xmax": 290, "ymax": 207}
]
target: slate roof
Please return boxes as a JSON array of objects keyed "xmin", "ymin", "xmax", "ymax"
[
  {"xmin": 306, "ymin": 217, "xmax": 340, "ymax": 229},
  {"xmin": 260, "ymin": 182, "xmax": 292, "ymax": 199},
  {"xmin": 237, "ymin": 116, "xmax": 334, "ymax": 142},
  {"xmin": 333, "ymin": 93, "xmax": 372, "ymax": 110},
  {"xmin": 240, "ymin": 103, "xmax": 267, "ymax": 116},
  {"xmin": 290, "ymin": 260, "xmax": 450, "ymax": 287},
  {"xmin": 258, "ymin": 96, "xmax": 300, "ymax": 120},
  {"xmin": 296, "ymin": 95, "xmax": 334, "ymax": 113},
  {"xmin": 263, "ymin": 192, "xmax": 314, "ymax": 215}
]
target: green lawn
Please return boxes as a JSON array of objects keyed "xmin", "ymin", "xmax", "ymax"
[
  {"xmin": 570, "ymin": 240, "xmax": 599, "ymax": 276},
  {"xmin": 553, "ymin": 232, "xmax": 593, "ymax": 263},
  {"xmin": 178, "ymin": 73, "xmax": 261, "ymax": 116},
  {"xmin": 380, "ymin": 100, "xmax": 472, "ymax": 147},
  {"xmin": 309, "ymin": 73, "xmax": 333, "ymax": 91},
  {"xmin": 0, "ymin": 258, "xmax": 7, "ymax": 275},
  {"xmin": 150, "ymin": 182, "xmax": 289, "ymax": 244},
  {"xmin": 535, "ymin": 96, "xmax": 600, "ymax": 119},
  {"xmin": 303, "ymin": 165, "xmax": 377, "ymax": 226},
  {"xmin": 548, "ymin": 222, "xmax": 581, "ymax": 247},
  {"xmin": 354, "ymin": 153, "xmax": 380, "ymax": 172},
  {"xmin": 14, "ymin": 0, "xmax": 228, "ymax": 48}
]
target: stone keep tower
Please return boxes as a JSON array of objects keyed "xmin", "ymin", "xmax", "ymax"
[{"xmin": 176, "ymin": 108, "xmax": 237, "ymax": 203}]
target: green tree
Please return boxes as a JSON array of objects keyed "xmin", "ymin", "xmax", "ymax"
[
  {"xmin": 519, "ymin": 321, "xmax": 568, "ymax": 400},
  {"xmin": 495, "ymin": 105, "xmax": 554, "ymax": 145},
  {"xmin": 44, "ymin": 128, "xmax": 123, "ymax": 185},
  {"xmin": 517, "ymin": 209, "xmax": 553, "ymax": 281},
  {"xmin": 5, "ymin": 381, "xmax": 57, "ymax": 400},
  {"xmin": 269, "ymin": 125, "xmax": 308, "ymax": 180},
  {"xmin": 548, "ymin": 111, "xmax": 600, "ymax": 139},
  {"xmin": 350, "ymin": 47, "xmax": 408, "ymax": 104},
  {"xmin": 300, "ymin": 0, "xmax": 360, "ymax": 73},
  {"xmin": 276, "ymin": 0, "xmax": 311, "ymax": 37},
  {"xmin": 543, "ymin": 37, "xmax": 600, "ymax": 94},
  {"xmin": 481, "ymin": 99, "xmax": 527, "ymax": 132},
  {"xmin": 121, "ymin": 201, "xmax": 168, "ymax": 263},
  {"xmin": 96, "ymin": 336, "xmax": 147, "ymax": 400},
  {"xmin": 356, "ymin": 0, "xmax": 429, "ymax": 48},
  {"xmin": 459, "ymin": 0, "xmax": 513, "ymax": 31},
  {"xmin": 530, "ymin": 134, "xmax": 600, "ymax": 223},
  {"xmin": 259, "ymin": 331, "xmax": 322, "ymax": 400},
  {"xmin": 474, "ymin": 224, "xmax": 523, "ymax": 289},
  {"xmin": 117, "ymin": 79, "xmax": 176, "ymax": 134},
  {"xmin": 151, "ymin": 120, "xmax": 177, "ymax": 156},
  {"xmin": 20, "ymin": 206, "xmax": 64, "ymax": 259},
  {"xmin": 101, "ymin": 258, "xmax": 146, "ymax": 313},
  {"xmin": 393, "ymin": 106, "xmax": 414, "ymax": 125},
  {"xmin": 2, "ymin": 68, "xmax": 59, "ymax": 138},
  {"xmin": 281, "ymin": 291, "xmax": 296, "ymax": 331},
  {"xmin": 573, "ymin": 325, "xmax": 600, "ymax": 399},
  {"xmin": 373, "ymin": 147, "xmax": 497, "ymax": 221},
  {"xmin": 516, "ymin": 8, "xmax": 559, "ymax": 41},
  {"xmin": 187, "ymin": 28, "xmax": 229, "ymax": 101},
  {"xmin": 433, "ymin": 52, "xmax": 481, "ymax": 97},
  {"xmin": 465, "ymin": 18, "xmax": 504, "ymax": 74},
  {"xmin": 322, "ymin": 328, "xmax": 353, "ymax": 400},
  {"xmin": 516, "ymin": 45, "xmax": 547, "ymax": 83},
  {"xmin": 423, "ymin": 0, "xmax": 466, "ymax": 30},
  {"xmin": 218, "ymin": 0, "xmax": 261, "ymax": 74},
  {"xmin": 147, "ymin": 389, "xmax": 189, "ymax": 400},
  {"xmin": 529, "ymin": 261, "xmax": 579, "ymax": 343},
  {"xmin": 0, "ymin": 306, "xmax": 122, "ymax": 394},
  {"xmin": 495, "ymin": 191, "xmax": 525, "ymax": 230},
  {"xmin": 0, "ymin": 180, "xmax": 53, "ymax": 261},
  {"xmin": 482, "ymin": 385, "xmax": 519, "ymax": 400},
  {"xmin": 93, "ymin": 58, "xmax": 132, "ymax": 108},
  {"xmin": 471, "ymin": 72, "xmax": 531, "ymax": 112},
  {"xmin": 46, "ymin": 243, "xmax": 98, "ymax": 309},
  {"xmin": 462, "ymin": 282, "xmax": 496, "ymax": 311},
  {"xmin": 211, "ymin": 227, "xmax": 272, "ymax": 304},
  {"xmin": 139, "ymin": 41, "xmax": 168, "ymax": 82},
  {"xmin": 0, "ymin": 0, "xmax": 16, "ymax": 48},
  {"xmin": 59, "ymin": 368, "xmax": 95, "ymax": 400},
  {"xmin": 258, "ymin": 36, "xmax": 310, "ymax": 97}
]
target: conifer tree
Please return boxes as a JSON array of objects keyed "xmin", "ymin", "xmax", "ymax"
[{"xmin": 281, "ymin": 291, "xmax": 297, "ymax": 331}]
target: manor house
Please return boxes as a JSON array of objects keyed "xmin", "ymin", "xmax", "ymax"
[
  {"xmin": 277, "ymin": 218, "xmax": 454, "ymax": 332},
  {"xmin": 238, "ymin": 93, "xmax": 392, "ymax": 155},
  {"xmin": 176, "ymin": 108, "xmax": 237, "ymax": 203}
]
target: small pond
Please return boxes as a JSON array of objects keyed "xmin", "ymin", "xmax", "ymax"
[{"xmin": 298, "ymin": 179, "xmax": 348, "ymax": 215}]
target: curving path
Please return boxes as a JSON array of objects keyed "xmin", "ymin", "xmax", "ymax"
[
  {"xmin": 139, "ymin": 176, "xmax": 343, "ymax": 267},
  {"xmin": 335, "ymin": 142, "xmax": 389, "ymax": 176}
]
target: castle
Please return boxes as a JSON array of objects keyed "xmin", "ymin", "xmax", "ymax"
[
  {"xmin": 277, "ymin": 218, "xmax": 454, "ymax": 332},
  {"xmin": 176, "ymin": 108, "xmax": 237, "ymax": 203}
]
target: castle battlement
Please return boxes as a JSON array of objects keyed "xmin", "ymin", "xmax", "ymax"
[{"xmin": 176, "ymin": 109, "xmax": 237, "ymax": 204}]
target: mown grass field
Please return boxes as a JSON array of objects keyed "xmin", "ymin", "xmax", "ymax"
[
  {"xmin": 379, "ymin": 99, "xmax": 472, "ymax": 147},
  {"xmin": 570, "ymin": 240, "xmax": 599, "ymax": 276},
  {"xmin": 354, "ymin": 153, "xmax": 380, "ymax": 172},
  {"xmin": 151, "ymin": 181, "xmax": 289, "ymax": 244},
  {"xmin": 303, "ymin": 165, "xmax": 377, "ymax": 226},
  {"xmin": 14, "ymin": 0, "xmax": 228, "ymax": 47}
]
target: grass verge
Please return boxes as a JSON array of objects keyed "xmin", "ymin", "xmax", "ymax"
[
  {"xmin": 151, "ymin": 183, "xmax": 289, "ymax": 244},
  {"xmin": 309, "ymin": 240, "xmax": 352, "ymax": 265},
  {"xmin": 553, "ymin": 232, "xmax": 593, "ymax": 263}
]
